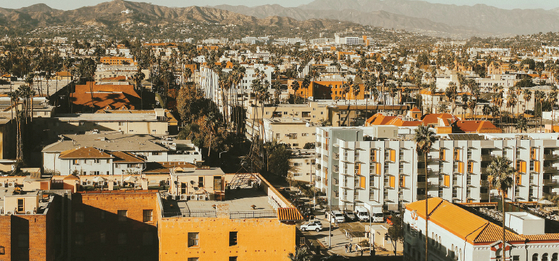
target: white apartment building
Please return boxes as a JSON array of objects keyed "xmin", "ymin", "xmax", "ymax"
[
  {"xmin": 404, "ymin": 198, "xmax": 559, "ymax": 261},
  {"xmin": 315, "ymin": 126, "xmax": 559, "ymax": 211}
]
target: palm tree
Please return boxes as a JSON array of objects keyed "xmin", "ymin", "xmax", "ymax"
[
  {"xmin": 414, "ymin": 124, "xmax": 438, "ymax": 261},
  {"xmin": 523, "ymin": 89, "xmax": 532, "ymax": 113},
  {"xmin": 445, "ymin": 82, "xmax": 458, "ymax": 114},
  {"xmin": 486, "ymin": 156, "xmax": 515, "ymax": 261}
]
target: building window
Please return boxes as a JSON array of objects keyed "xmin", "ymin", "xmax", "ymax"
[
  {"xmin": 229, "ymin": 231, "xmax": 238, "ymax": 246},
  {"xmin": 118, "ymin": 210, "xmax": 127, "ymax": 222},
  {"xmin": 17, "ymin": 199, "xmax": 24, "ymax": 213},
  {"xmin": 75, "ymin": 211, "xmax": 84, "ymax": 223},
  {"xmin": 188, "ymin": 232, "xmax": 199, "ymax": 247},
  {"xmin": 143, "ymin": 210, "xmax": 153, "ymax": 222},
  {"xmin": 118, "ymin": 233, "xmax": 127, "ymax": 244}
]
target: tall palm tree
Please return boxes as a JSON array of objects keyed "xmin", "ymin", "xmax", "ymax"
[
  {"xmin": 486, "ymin": 156, "xmax": 515, "ymax": 261},
  {"xmin": 414, "ymin": 124, "xmax": 438, "ymax": 261}
]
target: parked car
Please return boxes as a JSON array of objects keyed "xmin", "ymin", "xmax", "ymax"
[
  {"xmin": 344, "ymin": 210, "xmax": 357, "ymax": 221},
  {"xmin": 300, "ymin": 220, "xmax": 323, "ymax": 232},
  {"xmin": 327, "ymin": 210, "xmax": 346, "ymax": 223}
]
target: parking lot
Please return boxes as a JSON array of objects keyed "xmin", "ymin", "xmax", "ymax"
[{"xmin": 299, "ymin": 210, "xmax": 402, "ymax": 258}]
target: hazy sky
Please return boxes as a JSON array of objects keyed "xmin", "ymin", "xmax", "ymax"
[{"xmin": 1, "ymin": 0, "xmax": 558, "ymax": 10}]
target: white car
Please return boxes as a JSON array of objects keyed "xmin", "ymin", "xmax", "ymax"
[{"xmin": 300, "ymin": 220, "xmax": 323, "ymax": 232}]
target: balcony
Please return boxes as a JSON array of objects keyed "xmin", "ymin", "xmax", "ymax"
[{"xmin": 543, "ymin": 179, "xmax": 558, "ymax": 186}]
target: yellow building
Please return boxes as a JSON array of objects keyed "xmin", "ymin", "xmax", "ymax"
[{"xmin": 158, "ymin": 173, "xmax": 302, "ymax": 261}]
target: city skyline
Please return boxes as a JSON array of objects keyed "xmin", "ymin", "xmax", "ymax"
[{"xmin": 2, "ymin": 0, "xmax": 559, "ymax": 11}]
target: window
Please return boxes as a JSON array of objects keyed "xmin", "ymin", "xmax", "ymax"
[
  {"xmin": 118, "ymin": 210, "xmax": 127, "ymax": 222},
  {"xmin": 17, "ymin": 199, "xmax": 24, "ymax": 213},
  {"xmin": 188, "ymin": 232, "xmax": 199, "ymax": 247},
  {"xmin": 75, "ymin": 211, "xmax": 84, "ymax": 223},
  {"xmin": 118, "ymin": 233, "xmax": 127, "ymax": 244},
  {"xmin": 143, "ymin": 210, "xmax": 153, "ymax": 222},
  {"xmin": 229, "ymin": 231, "xmax": 238, "ymax": 246}
]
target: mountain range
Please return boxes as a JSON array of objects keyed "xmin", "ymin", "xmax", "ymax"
[
  {"xmin": 215, "ymin": 0, "xmax": 559, "ymax": 36},
  {"xmin": 0, "ymin": 0, "xmax": 559, "ymax": 38},
  {"xmin": 0, "ymin": 0, "xmax": 363, "ymax": 37}
]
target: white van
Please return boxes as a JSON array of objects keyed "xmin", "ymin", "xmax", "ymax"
[
  {"xmin": 354, "ymin": 206, "xmax": 370, "ymax": 222},
  {"xmin": 328, "ymin": 210, "xmax": 346, "ymax": 223}
]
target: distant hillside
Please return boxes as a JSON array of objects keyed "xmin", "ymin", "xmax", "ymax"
[
  {"xmin": 0, "ymin": 0, "xmax": 364, "ymax": 37},
  {"xmin": 216, "ymin": 0, "xmax": 559, "ymax": 36}
]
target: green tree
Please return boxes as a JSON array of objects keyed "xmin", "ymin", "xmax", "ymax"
[
  {"xmin": 486, "ymin": 156, "xmax": 515, "ymax": 261},
  {"xmin": 387, "ymin": 215, "xmax": 404, "ymax": 256},
  {"xmin": 414, "ymin": 124, "xmax": 438, "ymax": 261}
]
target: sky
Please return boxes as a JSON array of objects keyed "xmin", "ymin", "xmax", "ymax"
[{"xmin": 1, "ymin": 0, "xmax": 558, "ymax": 10}]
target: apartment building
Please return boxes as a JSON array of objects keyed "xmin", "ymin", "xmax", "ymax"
[
  {"xmin": 315, "ymin": 126, "xmax": 559, "ymax": 211},
  {"xmin": 42, "ymin": 132, "xmax": 202, "ymax": 175},
  {"xmin": 263, "ymin": 118, "xmax": 317, "ymax": 149},
  {"xmin": 404, "ymin": 198, "xmax": 559, "ymax": 261},
  {"xmin": 159, "ymin": 173, "xmax": 301, "ymax": 261}
]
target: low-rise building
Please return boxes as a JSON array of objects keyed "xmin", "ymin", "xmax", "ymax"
[{"xmin": 404, "ymin": 198, "xmax": 559, "ymax": 261}]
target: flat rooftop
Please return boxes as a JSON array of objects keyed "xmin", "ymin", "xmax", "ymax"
[{"xmin": 163, "ymin": 189, "xmax": 276, "ymax": 219}]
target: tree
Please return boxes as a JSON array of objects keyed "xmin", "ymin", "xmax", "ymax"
[
  {"xmin": 387, "ymin": 215, "xmax": 404, "ymax": 256},
  {"xmin": 287, "ymin": 246, "xmax": 312, "ymax": 261},
  {"xmin": 486, "ymin": 156, "xmax": 515, "ymax": 261},
  {"xmin": 266, "ymin": 142, "xmax": 292, "ymax": 177},
  {"xmin": 414, "ymin": 124, "xmax": 438, "ymax": 261},
  {"xmin": 516, "ymin": 117, "xmax": 528, "ymax": 133}
]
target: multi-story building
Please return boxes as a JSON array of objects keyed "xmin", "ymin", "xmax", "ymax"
[
  {"xmin": 263, "ymin": 118, "xmax": 317, "ymax": 149},
  {"xmin": 315, "ymin": 127, "xmax": 559, "ymax": 211},
  {"xmin": 403, "ymin": 198, "xmax": 559, "ymax": 261},
  {"xmin": 42, "ymin": 132, "xmax": 202, "ymax": 175}
]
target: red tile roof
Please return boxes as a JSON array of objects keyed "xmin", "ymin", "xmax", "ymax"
[
  {"xmin": 70, "ymin": 82, "xmax": 140, "ymax": 111},
  {"xmin": 59, "ymin": 147, "xmax": 113, "ymax": 159}
]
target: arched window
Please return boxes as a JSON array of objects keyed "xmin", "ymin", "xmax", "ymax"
[
  {"xmin": 534, "ymin": 254, "xmax": 539, "ymax": 261},
  {"xmin": 543, "ymin": 253, "xmax": 549, "ymax": 261},
  {"xmin": 552, "ymin": 253, "xmax": 558, "ymax": 261}
]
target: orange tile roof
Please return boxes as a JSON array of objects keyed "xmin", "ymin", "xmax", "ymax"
[
  {"xmin": 70, "ymin": 82, "xmax": 140, "ymax": 110},
  {"xmin": 422, "ymin": 113, "xmax": 457, "ymax": 125},
  {"xmin": 406, "ymin": 198, "xmax": 525, "ymax": 245},
  {"xmin": 277, "ymin": 208, "xmax": 304, "ymax": 222},
  {"xmin": 455, "ymin": 120, "xmax": 502, "ymax": 133},
  {"xmin": 109, "ymin": 151, "xmax": 145, "ymax": 163},
  {"xmin": 59, "ymin": 147, "xmax": 113, "ymax": 159}
]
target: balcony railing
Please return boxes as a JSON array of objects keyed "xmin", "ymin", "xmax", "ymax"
[{"xmin": 543, "ymin": 179, "xmax": 558, "ymax": 186}]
